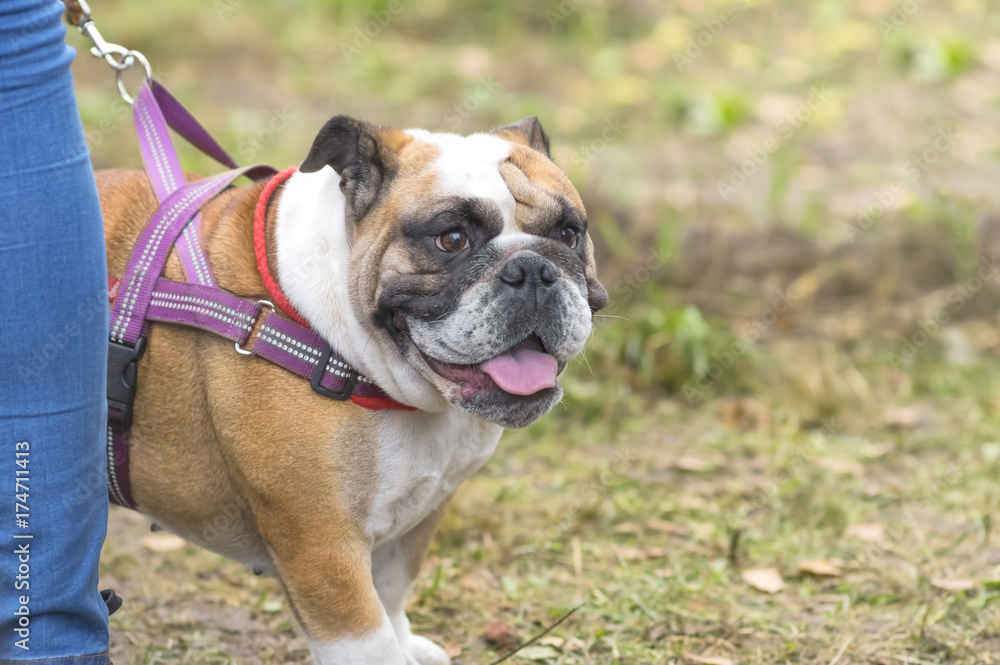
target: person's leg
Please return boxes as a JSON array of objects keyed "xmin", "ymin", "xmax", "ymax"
[{"xmin": 0, "ymin": 1, "xmax": 110, "ymax": 663}]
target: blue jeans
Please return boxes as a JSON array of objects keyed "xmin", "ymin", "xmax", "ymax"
[{"xmin": 0, "ymin": 1, "xmax": 110, "ymax": 663}]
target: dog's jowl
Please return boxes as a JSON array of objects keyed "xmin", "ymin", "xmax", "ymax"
[{"xmin": 97, "ymin": 115, "xmax": 606, "ymax": 665}]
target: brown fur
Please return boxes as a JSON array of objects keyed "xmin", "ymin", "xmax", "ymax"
[
  {"xmin": 347, "ymin": 135, "xmax": 444, "ymax": 321},
  {"xmin": 98, "ymin": 170, "xmax": 389, "ymax": 640},
  {"xmin": 498, "ymin": 149, "xmax": 606, "ymax": 309}
]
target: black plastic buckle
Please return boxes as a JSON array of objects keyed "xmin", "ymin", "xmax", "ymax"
[
  {"xmin": 311, "ymin": 342, "xmax": 357, "ymax": 401},
  {"xmin": 107, "ymin": 336, "xmax": 147, "ymax": 429}
]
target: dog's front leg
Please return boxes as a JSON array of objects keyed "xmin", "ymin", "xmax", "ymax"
[
  {"xmin": 373, "ymin": 502, "xmax": 451, "ymax": 665},
  {"xmin": 254, "ymin": 504, "xmax": 409, "ymax": 665}
]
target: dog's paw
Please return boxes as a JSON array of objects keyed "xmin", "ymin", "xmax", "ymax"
[{"xmin": 402, "ymin": 635, "xmax": 451, "ymax": 665}]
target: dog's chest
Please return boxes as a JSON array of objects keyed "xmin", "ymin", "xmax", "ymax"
[{"xmin": 364, "ymin": 409, "xmax": 502, "ymax": 545}]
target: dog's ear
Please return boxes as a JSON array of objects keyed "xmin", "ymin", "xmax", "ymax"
[
  {"xmin": 491, "ymin": 116, "xmax": 551, "ymax": 158},
  {"xmin": 300, "ymin": 115, "xmax": 412, "ymax": 219}
]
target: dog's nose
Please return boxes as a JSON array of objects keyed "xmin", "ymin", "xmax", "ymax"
[{"xmin": 499, "ymin": 255, "xmax": 558, "ymax": 302}]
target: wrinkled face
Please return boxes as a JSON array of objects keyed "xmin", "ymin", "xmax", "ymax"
[{"xmin": 300, "ymin": 116, "xmax": 607, "ymax": 427}]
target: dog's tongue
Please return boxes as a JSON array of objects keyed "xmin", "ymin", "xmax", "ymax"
[{"xmin": 481, "ymin": 347, "xmax": 558, "ymax": 396}]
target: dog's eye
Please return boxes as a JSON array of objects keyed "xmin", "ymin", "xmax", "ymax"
[
  {"xmin": 560, "ymin": 227, "xmax": 580, "ymax": 249},
  {"xmin": 436, "ymin": 229, "xmax": 469, "ymax": 253}
]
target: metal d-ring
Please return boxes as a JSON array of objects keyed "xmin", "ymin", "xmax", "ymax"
[
  {"xmin": 114, "ymin": 50, "xmax": 153, "ymax": 105},
  {"xmin": 234, "ymin": 300, "xmax": 274, "ymax": 356}
]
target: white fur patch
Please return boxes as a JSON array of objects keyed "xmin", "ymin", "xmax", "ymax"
[
  {"xmin": 307, "ymin": 616, "xmax": 405, "ymax": 665},
  {"xmin": 405, "ymin": 130, "xmax": 517, "ymax": 232},
  {"xmin": 367, "ymin": 408, "xmax": 501, "ymax": 545},
  {"xmin": 374, "ymin": 539, "xmax": 452, "ymax": 664},
  {"xmin": 307, "ymin": 610, "xmax": 451, "ymax": 665},
  {"xmin": 275, "ymin": 164, "xmax": 505, "ymax": 528},
  {"xmin": 275, "ymin": 168, "xmax": 446, "ymax": 412}
]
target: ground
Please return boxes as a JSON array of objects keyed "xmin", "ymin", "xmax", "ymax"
[{"xmin": 70, "ymin": 0, "xmax": 1000, "ymax": 662}]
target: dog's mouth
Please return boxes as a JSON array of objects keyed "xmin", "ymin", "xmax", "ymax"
[{"xmin": 417, "ymin": 334, "xmax": 564, "ymax": 398}]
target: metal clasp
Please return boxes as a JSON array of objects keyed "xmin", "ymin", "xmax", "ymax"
[
  {"xmin": 63, "ymin": 0, "xmax": 153, "ymax": 104},
  {"xmin": 235, "ymin": 300, "xmax": 274, "ymax": 356}
]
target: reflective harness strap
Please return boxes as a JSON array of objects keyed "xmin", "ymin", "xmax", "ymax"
[{"xmin": 106, "ymin": 81, "xmax": 413, "ymax": 511}]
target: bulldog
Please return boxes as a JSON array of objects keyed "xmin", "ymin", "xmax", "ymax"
[{"xmin": 96, "ymin": 115, "xmax": 607, "ymax": 664}]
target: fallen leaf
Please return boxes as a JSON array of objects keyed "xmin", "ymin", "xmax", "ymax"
[
  {"xmin": 884, "ymin": 406, "xmax": 919, "ymax": 427},
  {"xmin": 648, "ymin": 519, "xmax": 692, "ymax": 536},
  {"xmin": 648, "ymin": 623, "xmax": 671, "ymax": 642},
  {"xmin": 931, "ymin": 578, "xmax": 976, "ymax": 592},
  {"xmin": 884, "ymin": 405, "xmax": 935, "ymax": 429},
  {"xmin": 679, "ymin": 495, "xmax": 707, "ymax": 509},
  {"xmin": 862, "ymin": 442, "xmax": 893, "ymax": 459},
  {"xmin": 515, "ymin": 645, "xmax": 560, "ymax": 660},
  {"xmin": 461, "ymin": 574, "xmax": 488, "ymax": 593},
  {"xmin": 483, "ymin": 618, "xmax": 517, "ymax": 649},
  {"xmin": 673, "ymin": 455, "xmax": 714, "ymax": 472},
  {"xmin": 260, "ymin": 600, "xmax": 283, "ymax": 614},
  {"xmin": 844, "ymin": 523, "xmax": 884, "ymax": 542},
  {"xmin": 141, "ymin": 532, "xmax": 186, "ymax": 553},
  {"xmin": 742, "ymin": 568, "xmax": 784, "ymax": 593},
  {"xmin": 684, "ymin": 653, "xmax": 735, "ymax": 665},
  {"xmin": 797, "ymin": 559, "xmax": 842, "ymax": 577},
  {"xmin": 539, "ymin": 636, "xmax": 586, "ymax": 651},
  {"xmin": 621, "ymin": 546, "xmax": 668, "ymax": 560},
  {"xmin": 718, "ymin": 397, "xmax": 752, "ymax": 429},
  {"xmin": 443, "ymin": 642, "xmax": 462, "ymax": 658},
  {"xmin": 816, "ymin": 457, "xmax": 865, "ymax": 476}
]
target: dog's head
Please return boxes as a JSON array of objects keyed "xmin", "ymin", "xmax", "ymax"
[{"xmin": 298, "ymin": 116, "xmax": 607, "ymax": 428}]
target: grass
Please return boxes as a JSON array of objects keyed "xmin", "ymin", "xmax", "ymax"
[
  {"xmin": 75, "ymin": 0, "xmax": 1000, "ymax": 662},
  {"xmin": 102, "ymin": 348, "xmax": 1000, "ymax": 663}
]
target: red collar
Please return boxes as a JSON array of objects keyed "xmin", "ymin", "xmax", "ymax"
[{"xmin": 254, "ymin": 166, "xmax": 415, "ymax": 412}]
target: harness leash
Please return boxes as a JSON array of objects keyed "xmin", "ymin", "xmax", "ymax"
[{"xmin": 68, "ymin": 2, "xmax": 414, "ymax": 512}]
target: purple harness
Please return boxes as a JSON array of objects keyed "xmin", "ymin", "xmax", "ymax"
[{"xmin": 106, "ymin": 81, "xmax": 408, "ymax": 510}]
